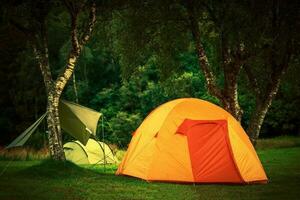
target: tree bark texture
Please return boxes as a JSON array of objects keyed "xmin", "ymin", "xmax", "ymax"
[
  {"xmin": 185, "ymin": 0, "xmax": 243, "ymax": 121},
  {"xmin": 72, "ymin": 72, "xmax": 79, "ymax": 103},
  {"xmin": 247, "ymin": 75, "xmax": 283, "ymax": 145},
  {"xmin": 33, "ymin": 42, "xmax": 66, "ymax": 160},
  {"xmin": 246, "ymin": 62, "xmax": 289, "ymax": 145},
  {"xmin": 245, "ymin": 0, "xmax": 293, "ymax": 145},
  {"xmin": 223, "ymin": 58, "xmax": 243, "ymax": 121},
  {"xmin": 30, "ymin": 1, "xmax": 96, "ymax": 160},
  {"xmin": 186, "ymin": 0, "xmax": 223, "ymax": 101},
  {"xmin": 46, "ymin": 92, "xmax": 65, "ymax": 160}
]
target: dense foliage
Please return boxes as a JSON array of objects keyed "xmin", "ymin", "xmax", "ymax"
[{"xmin": 0, "ymin": 0, "xmax": 299, "ymax": 148}]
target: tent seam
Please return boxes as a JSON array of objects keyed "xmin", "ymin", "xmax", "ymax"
[
  {"xmin": 224, "ymin": 121, "xmax": 245, "ymax": 183},
  {"xmin": 73, "ymin": 141, "xmax": 89, "ymax": 159}
]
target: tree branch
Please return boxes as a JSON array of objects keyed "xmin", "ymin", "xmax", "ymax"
[
  {"xmin": 11, "ymin": 15, "xmax": 53, "ymax": 93},
  {"xmin": 185, "ymin": 0, "xmax": 223, "ymax": 101},
  {"xmin": 265, "ymin": 47, "xmax": 291, "ymax": 100},
  {"xmin": 71, "ymin": 13, "xmax": 80, "ymax": 56},
  {"xmin": 63, "ymin": 0, "xmax": 81, "ymax": 56},
  {"xmin": 79, "ymin": 2, "xmax": 96, "ymax": 47},
  {"xmin": 244, "ymin": 64, "xmax": 261, "ymax": 98},
  {"xmin": 55, "ymin": 0, "xmax": 96, "ymax": 95},
  {"xmin": 33, "ymin": 42, "xmax": 53, "ymax": 93}
]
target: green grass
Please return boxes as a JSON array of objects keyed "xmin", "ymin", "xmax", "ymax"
[
  {"xmin": 0, "ymin": 147, "xmax": 300, "ymax": 200},
  {"xmin": 256, "ymin": 135, "xmax": 300, "ymax": 150},
  {"xmin": 1, "ymin": 136, "xmax": 299, "ymax": 161}
]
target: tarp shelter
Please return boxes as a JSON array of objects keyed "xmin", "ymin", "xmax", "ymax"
[
  {"xmin": 6, "ymin": 100, "xmax": 102, "ymax": 148},
  {"xmin": 116, "ymin": 98, "xmax": 268, "ymax": 184},
  {"xmin": 6, "ymin": 113, "xmax": 47, "ymax": 149},
  {"xmin": 59, "ymin": 100, "xmax": 102, "ymax": 145},
  {"xmin": 63, "ymin": 138, "xmax": 118, "ymax": 165}
]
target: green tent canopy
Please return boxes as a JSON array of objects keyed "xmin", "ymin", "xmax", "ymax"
[
  {"xmin": 59, "ymin": 100, "xmax": 102, "ymax": 145},
  {"xmin": 63, "ymin": 138, "xmax": 118, "ymax": 165},
  {"xmin": 6, "ymin": 100, "xmax": 102, "ymax": 148}
]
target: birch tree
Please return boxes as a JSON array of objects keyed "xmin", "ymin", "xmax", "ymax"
[
  {"xmin": 112, "ymin": 0, "xmax": 299, "ymax": 145},
  {"xmin": 10, "ymin": 0, "xmax": 96, "ymax": 160},
  {"xmin": 243, "ymin": 0, "xmax": 299, "ymax": 144}
]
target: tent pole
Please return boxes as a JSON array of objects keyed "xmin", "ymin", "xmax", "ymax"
[{"xmin": 102, "ymin": 115, "xmax": 106, "ymax": 173}]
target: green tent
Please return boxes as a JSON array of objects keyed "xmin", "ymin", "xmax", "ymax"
[
  {"xmin": 6, "ymin": 100, "xmax": 102, "ymax": 148},
  {"xmin": 63, "ymin": 138, "xmax": 118, "ymax": 165}
]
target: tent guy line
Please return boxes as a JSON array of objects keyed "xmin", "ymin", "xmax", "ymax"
[
  {"xmin": 5, "ymin": 100, "xmax": 117, "ymax": 166},
  {"xmin": 6, "ymin": 100, "xmax": 101, "ymax": 148}
]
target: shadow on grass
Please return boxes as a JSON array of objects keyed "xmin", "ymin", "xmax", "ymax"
[
  {"xmin": 17, "ymin": 159, "xmax": 141, "ymax": 184},
  {"xmin": 2, "ymin": 147, "xmax": 300, "ymax": 200},
  {"xmin": 19, "ymin": 159, "xmax": 103, "ymax": 179}
]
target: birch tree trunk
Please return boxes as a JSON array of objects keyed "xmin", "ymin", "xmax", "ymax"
[
  {"xmin": 29, "ymin": 1, "xmax": 96, "ymax": 160},
  {"xmin": 72, "ymin": 72, "xmax": 79, "ymax": 103},
  {"xmin": 246, "ymin": 61, "xmax": 290, "ymax": 145},
  {"xmin": 185, "ymin": 0, "xmax": 223, "ymax": 99},
  {"xmin": 247, "ymin": 78, "xmax": 283, "ymax": 146},
  {"xmin": 244, "ymin": 0, "xmax": 293, "ymax": 145},
  {"xmin": 46, "ymin": 92, "xmax": 65, "ymax": 160},
  {"xmin": 223, "ymin": 63, "xmax": 243, "ymax": 121},
  {"xmin": 32, "ymin": 38, "xmax": 66, "ymax": 160},
  {"xmin": 185, "ymin": 0, "xmax": 243, "ymax": 121}
]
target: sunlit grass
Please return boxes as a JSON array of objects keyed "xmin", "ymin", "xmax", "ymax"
[
  {"xmin": 0, "ymin": 146, "xmax": 49, "ymax": 160},
  {"xmin": 256, "ymin": 135, "xmax": 300, "ymax": 150},
  {"xmin": 0, "ymin": 147, "xmax": 299, "ymax": 200}
]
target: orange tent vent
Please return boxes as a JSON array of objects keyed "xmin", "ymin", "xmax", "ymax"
[{"xmin": 116, "ymin": 98, "xmax": 268, "ymax": 184}]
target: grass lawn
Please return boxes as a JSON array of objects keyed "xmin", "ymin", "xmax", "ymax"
[{"xmin": 0, "ymin": 146, "xmax": 299, "ymax": 200}]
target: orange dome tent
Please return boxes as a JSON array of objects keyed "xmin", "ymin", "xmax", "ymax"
[{"xmin": 116, "ymin": 98, "xmax": 268, "ymax": 184}]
